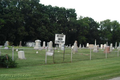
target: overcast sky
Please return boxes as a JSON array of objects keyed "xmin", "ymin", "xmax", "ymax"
[{"xmin": 40, "ymin": 0, "xmax": 120, "ymax": 23}]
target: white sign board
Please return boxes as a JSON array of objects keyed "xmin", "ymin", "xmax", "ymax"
[
  {"xmin": 46, "ymin": 52, "xmax": 53, "ymax": 56},
  {"xmin": 55, "ymin": 34, "xmax": 66, "ymax": 44}
]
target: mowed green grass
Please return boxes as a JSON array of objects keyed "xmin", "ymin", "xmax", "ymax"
[{"xmin": 0, "ymin": 47, "xmax": 120, "ymax": 80}]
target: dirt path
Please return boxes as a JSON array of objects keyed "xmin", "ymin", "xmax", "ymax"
[{"xmin": 108, "ymin": 77, "xmax": 120, "ymax": 80}]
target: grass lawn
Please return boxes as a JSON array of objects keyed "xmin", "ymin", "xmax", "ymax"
[{"xmin": 0, "ymin": 47, "xmax": 120, "ymax": 80}]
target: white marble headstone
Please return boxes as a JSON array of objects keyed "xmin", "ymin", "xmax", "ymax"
[
  {"xmin": 115, "ymin": 42, "xmax": 117, "ymax": 49},
  {"xmin": 110, "ymin": 43, "xmax": 113, "ymax": 52},
  {"xmin": 79, "ymin": 44, "xmax": 81, "ymax": 49},
  {"xmin": 18, "ymin": 51, "xmax": 26, "ymax": 59},
  {"xmin": 86, "ymin": 43, "xmax": 89, "ymax": 48},
  {"xmin": 93, "ymin": 40, "xmax": 98, "ymax": 52},
  {"xmin": 34, "ymin": 40, "xmax": 41, "ymax": 49},
  {"xmin": 19, "ymin": 41, "xmax": 22, "ymax": 47},
  {"xmin": 46, "ymin": 41, "xmax": 54, "ymax": 56},
  {"xmin": 48, "ymin": 41, "xmax": 53, "ymax": 52},
  {"xmin": 4, "ymin": 41, "xmax": 9, "ymax": 49},
  {"xmin": 72, "ymin": 41, "xmax": 78, "ymax": 53},
  {"xmin": 42, "ymin": 41, "xmax": 45, "ymax": 48}
]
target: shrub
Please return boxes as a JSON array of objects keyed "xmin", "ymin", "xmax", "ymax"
[{"xmin": 0, "ymin": 54, "xmax": 17, "ymax": 68}]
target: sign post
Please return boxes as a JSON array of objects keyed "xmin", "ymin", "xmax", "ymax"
[{"xmin": 55, "ymin": 34, "xmax": 66, "ymax": 61}]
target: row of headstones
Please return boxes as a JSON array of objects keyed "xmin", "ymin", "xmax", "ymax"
[
  {"xmin": 71, "ymin": 41, "xmax": 120, "ymax": 53},
  {"xmin": 3, "ymin": 40, "xmax": 118, "ymax": 60},
  {"xmin": 1, "ymin": 41, "xmax": 22, "ymax": 49},
  {"xmin": 3, "ymin": 40, "xmax": 120, "ymax": 48}
]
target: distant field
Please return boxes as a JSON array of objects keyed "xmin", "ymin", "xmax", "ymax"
[{"xmin": 0, "ymin": 47, "xmax": 120, "ymax": 80}]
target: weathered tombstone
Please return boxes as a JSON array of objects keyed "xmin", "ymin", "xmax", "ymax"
[
  {"xmin": 18, "ymin": 51, "xmax": 26, "ymax": 59},
  {"xmin": 46, "ymin": 41, "xmax": 53, "ymax": 56},
  {"xmin": 45, "ymin": 41, "xmax": 54, "ymax": 63},
  {"xmin": 115, "ymin": 42, "xmax": 117, "ymax": 49},
  {"xmin": 19, "ymin": 41, "xmax": 22, "ymax": 47},
  {"xmin": 47, "ymin": 42, "xmax": 49, "ymax": 47},
  {"xmin": 104, "ymin": 46, "xmax": 110, "ymax": 53},
  {"xmin": 34, "ymin": 40, "xmax": 41, "ymax": 49},
  {"xmin": 42, "ymin": 41, "xmax": 46, "ymax": 49},
  {"xmin": 93, "ymin": 46, "xmax": 98, "ymax": 52},
  {"xmin": 101, "ymin": 44, "xmax": 103, "ymax": 49},
  {"xmin": 106, "ymin": 42, "xmax": 108, "ymax": 46},
  {"xmin": 82, "ymin": 45, "xmax": 84, "ymax": 48},
  {"xmin": 110, "ymin": 43, "xmax": 113, "ymax": 52},
  {"xmin": 86, "ymin": 43, "xmax": 89, "ymax": 48},
  {"xmin": 72, "ymin": 41, "xmax": 78, "ymax": 54},
  {"xmin": 4, "ymin": 41, "xmax": 9, "ymax": 46},
  {"xmin": 4, "ymin": 41, "xmax": 9, "ymax": 49},
  {"xmin": 93, "ymin": 40, "xmax": 98, "ymax": 52},
  {"xmin": 48, "ymin": 41, "xmax": 53, "ymax": 52},
  {"xmin": 117, "ymin": 42, "xmax": 120, "ymax": 50},
  {"xmin": 26, "ymin": 42, "xmax": 35, "ymax": 47},
  {"xmin": 104, "ymin": 44, "xmax": 106, "ymax": 49},
  {"xmin": 79, "ymin": 44, "xmax": 81, "ymax": 49}
]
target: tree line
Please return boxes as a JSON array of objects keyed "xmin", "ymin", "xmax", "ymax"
[{"xmin": 0, "ymin": 0, "xmax": 120, "ymax": 46}]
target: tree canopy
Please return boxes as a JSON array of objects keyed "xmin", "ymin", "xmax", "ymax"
[{"xmin": 0, "ymin": 0, "xmax": 120, "ymax": 46}]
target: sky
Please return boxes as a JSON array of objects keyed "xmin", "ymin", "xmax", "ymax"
[{"xmin": 40, "ymin": 0, "xmax": 120, "ymax": 23}]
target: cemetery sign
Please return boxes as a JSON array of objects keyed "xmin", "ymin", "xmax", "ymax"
[{"xmin": 55, "ymin": 34, "xmax": 66, "ymax": 44}]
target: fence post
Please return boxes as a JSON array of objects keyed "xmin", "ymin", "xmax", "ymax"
[
  {"xmin": 63, "ymin": 45, "xmax": 65, "ymax": 62},
  {"xmin": 105, "ymin": 50, "xmax": 107, "ymax": 59},
  {"xmin": 71, "ymin": 48, "xmax": 72, "ymax": 62},
  {"xmin": 45, "ymin": 53, "xmax": 47, "ymax": 64},
  {"xmin": 117, "ymin": 49, "xmax": 119, "ymax": 57},
  {"xmin": 53, "ymin": 49, "xmax": 55, "ymax": 63},
  {"xmin": 90, "ymin": 48, "xmax": 91, "ymax": 60},
  {"xmin": 12, "ymin": 47, "xmax": 14, "ymax": 61}
]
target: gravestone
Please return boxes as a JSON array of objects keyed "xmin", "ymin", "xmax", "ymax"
[
  {"xmin": 4, "ymin": 41, "xmax": 9, "ymax": 49},
  {"xmin": 100, "ymin": 44, "xmax": 103, "ymax": 49},
  {"xmin": 48, "ymin": 41, "xmax": 53, "ymax": 52},
  {"xmin": 106, "ymin": 42, "xmax": 108, "ymax": 46},
  {"xmin": 104, "ymin": 46, "xmax": 110, "ymax": 53},
  {"xmin": 115, "ymin": 42, "xmax": 117, "ymax": 49},
  {"xmin": 47, "ymin": 42, "xmax": 49, "ymax": 47},
  {"xmin": 19, "ymin": 41, "xmax": 22, "ymax": 47},
  {"xmin": 110, "ymin": 43, "xmax": 113, "ymax": 52},
  {"xmin": 86, "ymin": 43, "xmax": 89, "ymax": 48},
  {"xmin": 26, "ymin": 42, "xmax": 35, "ymax": 47},
  {"xmin": 34, "ymin": 40, "xmax": 41, "ymax": 49},
  {"xmin": 42, "ymin": 41, "xmax": 46, "ymax": 48},
  {"xmin": 46, "ymin": 41, "xmax": 54, "ymax": 56},
  {"xmin": 79, "ymin": 44, "xmax": 81, "ymax": 49},
  {"xmin": 104, "ymin": 44, "xmax": 106, "ymax": 49},
  {"xmin": 82, "ymin": 45, "xmax": 84, "ymax": 48},
  {"xmin": 18, "ymin": 51, "xmax": 26, "ymax": 59},
  {"xmin": 72, "ymin": 41, "xmax": 78, "ymax": 54},
  {"xmin": 4, "ymin": 41, "xmax": 9, "ymax": 46},
  {"xmin": 93, "ymin": 40, "xmax": 98, "ymax": 52}
]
